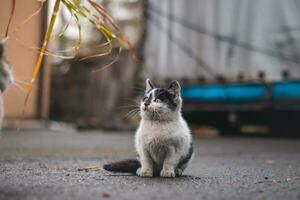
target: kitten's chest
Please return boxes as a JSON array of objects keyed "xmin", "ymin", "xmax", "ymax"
[
  {"xmin": 142, "ymin": 128, "xmax": 170, "ymax": 165},
  {"xmin": 140, "ymin": 122, "xmax": 178, "ymax": 148},
  {"xmin": 137, "ymin": 121, "xmax": 183, "ymax": 165}
]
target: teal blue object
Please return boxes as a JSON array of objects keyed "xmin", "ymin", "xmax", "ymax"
[
  {"xmin": 181, "ymin": 81, "xmax": 300, "ymax": 102},
  {"xmin": 272, "ymin": 81, "xmax": 300, "ymax": 100},
  {"xmin": 181, "ymin": 84, "xmax": 266, "ymax": 101}
]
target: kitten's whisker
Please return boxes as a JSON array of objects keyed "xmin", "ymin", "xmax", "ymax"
[
  {"xmin": 127, "ymin": 110, "xmax": 140, "ymax": 119},
  {"xmin": 119, "ymin": 102, "xmax": 139, "ymax": 107},
  {"xmin": 124, "ymin": 109, "xmax": 139, "ymax": 118},
  {"xmin": 118, "ymin": 97, "xmax": 140, "ymax": 111},
  {"xmin": 125, "ymin": 108, "xmax": 139, "ymax": 115},
  {"xmin": 125, "ymin": 113, "xmax": 136, "ymax": 120},
  {"xmin": 124, "ymin": 108, "xmax": 140, "ymax": 120},
  {"xmin": 119, "ymin": 103, "xmax": 139, "ymax": 107},
  {"xmin": 122, "ymin": 103, "xmax": 139, "ymax": 107},
  {"xmin": 116, "ymin": 105, "xmax": 139, "ymax": 112},
  {"xmin": 130, "ymin": 111, "xmax": 140, "ymax": 118},
  {"xmin": 128, "ymin": 85, "xmax": 144, "ymax": 93},
  {"xmin": 120, "ymin": 98, "xmax": 140, "ymax": 104},
  {"xmin": 117, "ymin": 107, "xmax": 138, "ymax": 112}
]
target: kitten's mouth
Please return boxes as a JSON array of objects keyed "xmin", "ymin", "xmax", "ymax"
[
  {"xmin": 143, "ymin": 106, "xmax": 149, "ymax": 111},
  {"xmin": 143, "ymin": 107, "xmax": 156, "ymax": 115}
]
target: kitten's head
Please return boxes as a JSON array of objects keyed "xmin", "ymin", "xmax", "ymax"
[
  {"xmin": 140, "ymin": 79, "xmax": 182, "ymax": 121},
  {"xmin": 0, "ymin": 37, "xmax": 13, "ymax": 92}
]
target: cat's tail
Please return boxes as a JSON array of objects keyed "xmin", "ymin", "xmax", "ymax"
[{"xmin": 103, "ymin": 159, "xmax": 140, "ymax": 174}]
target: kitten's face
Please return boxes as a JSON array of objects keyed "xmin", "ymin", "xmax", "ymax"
[
  {"xmin": 140, "ymin": 79, "xmax": 182, "ymax": 121},
  {"xmin": 0, "ymin": 38, "xmax": 13, "ymax": 92}
]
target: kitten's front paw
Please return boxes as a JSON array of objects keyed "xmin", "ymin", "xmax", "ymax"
[
  {"xmin": 136, "ymin": 167, "xmax": 153, "ymax": 177},
  {"xmin": 160, "ymin": 169, "xmax": 175, "ymax": 178}
]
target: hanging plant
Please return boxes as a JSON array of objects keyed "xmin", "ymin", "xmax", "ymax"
[{"xmin": 5, "ymin": 0, "xmax": 135, "ymax": 116}]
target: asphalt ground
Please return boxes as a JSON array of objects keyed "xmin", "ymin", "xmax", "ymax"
[{"xmin": 0, "ymin": 130, "xmax": 299, "ymax": 200}]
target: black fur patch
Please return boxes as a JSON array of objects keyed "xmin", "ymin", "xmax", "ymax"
[
  {"xmin": 154, "ymin": 88, "xmax": 177, "ymax": 109},
  {"xmin": 146, "ymin": 88, "xmax": 153, "ymax": 94},
  {"xmin": 177, "ymin": 143, "xmax": 194, "ymax": 169}
]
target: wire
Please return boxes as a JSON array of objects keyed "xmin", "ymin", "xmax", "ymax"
[
  {"xmin": 146, "ymin": 13, "xmax": 217, "ymax": 79},
  {"xmin": 148, "ymin": 2, "xmax": 300, "ymax": 64}
]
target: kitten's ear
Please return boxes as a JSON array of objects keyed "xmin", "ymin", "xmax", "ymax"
[
  {"xmin": 168, "ymin": 80, "xmax": 181, "ymax": 97},
  {"xmin": 145, "ymin": 78, "xmax": 154, "ymax": 92}
]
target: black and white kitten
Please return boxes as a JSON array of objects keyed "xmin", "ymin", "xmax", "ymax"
[
  {"xmin": 104, "ymin": 79, "xmax": 193, "ymax": 177},
  {"xmin": 0, "ymin": 38, "xmax": 13, "ymax": 130}
]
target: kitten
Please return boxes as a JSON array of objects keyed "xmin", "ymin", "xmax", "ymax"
[
  {"xmin": 0, "ymin": 38, "xmax": 13, "ymax": 130},
  {"xmin": 104, "ymin": 79, "xmax": 193, "ymax": 177}
]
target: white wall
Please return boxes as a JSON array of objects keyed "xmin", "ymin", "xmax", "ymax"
[{"xmin": 145, "ymin": 0, "xmax": 300, "ymax": 81}]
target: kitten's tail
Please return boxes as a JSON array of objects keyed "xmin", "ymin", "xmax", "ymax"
[{"xmin": 103, "ymin": 159, "xmax": 140, "ymax": 174}]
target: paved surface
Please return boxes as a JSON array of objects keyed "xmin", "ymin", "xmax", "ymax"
[{"xmin": 0, "ymin": 130, "xmax": 300, "ymax": 200}]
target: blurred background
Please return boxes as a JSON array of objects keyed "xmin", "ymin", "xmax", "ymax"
[
  {"xmin": 1, "ymin": 2, "xmax": 300, "ymax": 199},
  {"xmin": 1, "ymin": 0, "xmax": 300, "ymax": 137}
]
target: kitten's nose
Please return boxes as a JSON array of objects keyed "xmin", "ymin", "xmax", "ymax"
[{"xmin": 144, "ymin": 101, "xmax": 150, "ymax": 107}]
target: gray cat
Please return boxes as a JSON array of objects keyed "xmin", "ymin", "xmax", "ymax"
[
  {"xmin": 0, "ymin": 38, "xmax": 13, "ymax": 130},
  {"xmin": 104, "ymin": 79, "xmax": 193, "ymax": 177}
]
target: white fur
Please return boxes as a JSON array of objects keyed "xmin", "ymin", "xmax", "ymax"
[{"xmin": 135, "ymin": 81, "xmax": 193, "ymax": 177}]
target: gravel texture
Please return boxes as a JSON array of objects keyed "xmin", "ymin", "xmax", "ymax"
[{"xmin": 0, "ymin": 130, "xmax": 300, "ymax": 200}]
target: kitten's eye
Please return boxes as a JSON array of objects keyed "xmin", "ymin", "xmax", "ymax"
[
  {"xmin": 154, "ymin": 99, "xmax": 161, "ymax": 103},
  {"xmin": 143, "ymin": 97, "xmax": 148, "ymax": 101}
]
